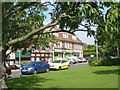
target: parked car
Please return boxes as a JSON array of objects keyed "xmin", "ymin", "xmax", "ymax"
[
  {"xmin": 77, "ymin": 57, "xmax": 87, "ymax": 63},
  {"xmin": 20, "ymin": 61, "xmax": 50, "ymax": 75},
  {"xmin": 82, "ymin": 58, "xmax": 87, "ymax": 62},
  {"xmin": 67, "ymin": 57, "xmax": 77, "ymax": 64},
  {"xmin": 49, "ymin": 59, "xmax": 70, "ymax": 70},
  {"xmin": 76, "ymin": 57, "xmax": 83, "ymax": 63},
  {"xmin": 6, "ymin": 67, "xmax": 12, "ymax": 77}
]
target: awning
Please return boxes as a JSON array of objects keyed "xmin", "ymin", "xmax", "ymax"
[{"xmin": 15, "ymin": 51, "xmax": 30, "ymax": 58}]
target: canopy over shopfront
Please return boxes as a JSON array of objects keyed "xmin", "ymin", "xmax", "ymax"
[{"xmin": 15, "ymin": 51, "xmax": 30, "ymax": 59}]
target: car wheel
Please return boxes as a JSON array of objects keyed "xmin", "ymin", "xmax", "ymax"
[
  {"xmin": 34, "ymin": 69, "xmax": 37, "ymax": 74},
  {"xmin": 67, "ymin": 65, "xmax": 70, "ymax": 69},
  {"xmin": 46, "ymin": 68, "xmax": 49, "ymax": 72},
  {"xmin": 59, "ymin": 66, "xmax": 61, "ymax": 70}
]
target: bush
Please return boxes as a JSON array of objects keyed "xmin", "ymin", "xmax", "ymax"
[
  {"xmin": 21, "ymin": 61, "xmax": 29, "ymax": 66},
  {"xmin": 89, "ymin": 58, "xmax": 104, "ymax": 66},
  {"xmin": 89, "ymin": 58, "xmax": 120, "ymax": 66},
  {"xmin": 103, "ymin": 58, "xmax": 120, "ymax": 66}
]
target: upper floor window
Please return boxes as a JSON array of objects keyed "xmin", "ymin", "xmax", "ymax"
[
  {"xmin": 72, "ymin": 35, "xmax": 76, "ymax": 40},
  {"xmin": 69, "ymin": 43, "xmax": 72, "ymax": 49},
  {"xmin": 60, "ymin": 41, "xmax": 62, "ymax": 48},
  {"xmin": 63, "ymin": 33, "xmax": 68, "ymax": 38},
  {"xmin": 53, "ymin": 33, "xmax": 58, "ymax": 37}
]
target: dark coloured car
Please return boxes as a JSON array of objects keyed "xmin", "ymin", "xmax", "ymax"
[
  {"xmin": 6, "ymin": 67, "xmax": 12, "ymax": 77},
  {"xmin": 20, "ymin": 61, "xmax": 50, "ymax": 75}
]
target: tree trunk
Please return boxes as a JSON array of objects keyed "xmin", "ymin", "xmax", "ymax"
[
  {"xmin": 1, "ymin": 49, "xmax": 8, "ymax": 90},
  {"xmin": 1, "ymin": 64, "xmax": 8, "ymax": 90},
  {"xmin": 117, "ymin": 45, "xmax": 119, "ymax": 57}
]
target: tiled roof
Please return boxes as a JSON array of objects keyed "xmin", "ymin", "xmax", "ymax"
[{"xmin": 53, "ymin": 28, "xmax": 83, "ymax": 44}]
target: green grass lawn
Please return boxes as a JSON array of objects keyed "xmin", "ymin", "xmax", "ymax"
[{"xmin": 7, "ymin": 66, "xmax": 119, "ymax": 89}]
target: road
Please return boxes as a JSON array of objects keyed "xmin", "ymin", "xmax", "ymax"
[
  {"xmin": 69, "ymin": 62, "xmax": 88, "ymax": 68},
  {"xmin": 10, "ymin": 62, "xmax": 88, "ymax": 78}
]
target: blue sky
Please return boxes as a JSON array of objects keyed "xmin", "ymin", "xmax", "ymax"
[{"xmin": 43, "ymin": 3, "xmax": 110, "ymax": 45}]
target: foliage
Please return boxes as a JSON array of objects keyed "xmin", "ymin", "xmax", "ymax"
[
  {"xmin": 2, "ymin": 2, "xmax": 120, "ymax": 89},
  {"xmin": 96, "ymin": 2, "xmax": 120, "ymax": 57},
  {"xmin": 89, "ymin": 58, "xmax": 120, "ymax": 66},
  {"xmin": 33, "ymin": 33, "xmax": 58, "ymax": 50},
  {"xmin": 9, "ymin": 65, "xmax": 19, "ymax": 70},
  {"xmin": 89, "ymin": 58, "xmax": 104, "ymax": 66},
  {"xmin": 83, "ymin": 45, "xmax": 96, "ymax": 57},
  {"xmin": 21, "ymin": 61, "xmax": 29, "ymax": 66},
  {"xmin": 102, "ymin": 58, "xmax": 120, "ymax": 66},
  {"xmin": 2, "ymin": 2, "xmax": 119, "ymax": 61}
]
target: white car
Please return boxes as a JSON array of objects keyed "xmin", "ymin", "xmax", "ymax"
[
  {"xmin": 76, "ymin": 58, "xmax": 83, "ymax": 63},
  {"xmin": 67, "ymin": 57, "xmax": 77, "ymax": 64},
  {"xmin": 77, "ymin": 57, "xmax": 87, "ymax": 63},
  {"xmin": 82, "ymin": 58, "xmax": 87, "ymax": 62}
]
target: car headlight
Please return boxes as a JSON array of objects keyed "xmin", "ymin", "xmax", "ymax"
[
  {"xmin": 28, "ymin": 67, "xmax": 33, "ymax": 70},
  {"xmin": 20, "ymin": 67, "xmax": 22, "ymax": 69}
]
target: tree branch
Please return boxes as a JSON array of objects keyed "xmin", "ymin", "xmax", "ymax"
[
  {"xmin": 7, "ymin": 21, "xmax": 58, "ymax": 46},
  {"xmin": 37, "ymin": 28, "xmax": 89, "ymax": 36},
  {"xmin": 5, "ymin": 2, "xmax": 38, "ymax": 18},
  {"xmin": 5, "ymin": 2, "xmax": 55, "ymax": 18}
]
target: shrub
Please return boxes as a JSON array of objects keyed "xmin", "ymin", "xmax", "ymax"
[
  {"xmin": 10, "ymin": 65, "xmax": 16, "ymax": 69},
  {"xmin": 89, "ymin": 58, "xmax": 120, "ymax": 66},
  {"xmin": 89, "ymin": 58, "xmax": 104, "ymax": 66},
  {"xmin": 21, "ymin": 61, "xmax": 29, "ymax": 66},
  {"xmin": 103, "ymin": 58, "xmax": 120, "ymax": 66}
]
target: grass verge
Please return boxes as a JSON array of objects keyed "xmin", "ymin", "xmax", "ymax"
[{"xmin": 7, "ymin": 66, "xmax": 119, "ymax": 89}]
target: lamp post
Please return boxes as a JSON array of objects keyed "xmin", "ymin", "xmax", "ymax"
[
  {"xmin": 95, "ymin": 32, "xmax": 98, "ymax": 59},
  {"xmin": 18, "ymin": 49, "xmax": 21, "ymax": 66}
]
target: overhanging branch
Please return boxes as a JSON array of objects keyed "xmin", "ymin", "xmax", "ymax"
[{"xmin": 7, "ymin": 21, "xmax": 58, "ymax": 46}]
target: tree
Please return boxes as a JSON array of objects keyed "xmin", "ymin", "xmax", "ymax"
[
  {"xmin": 96, "ymin": 2, "xmax": 120, "ymax": 57},
  {"xmin": 83, "ymin": 45, "xmax": 96, "ymax": 57},
  {"xmin": 1, "ymin": 1, "xmax": 119, "ymax": 89}
]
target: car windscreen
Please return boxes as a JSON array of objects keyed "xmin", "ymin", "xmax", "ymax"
[
  {"xmin": 26, "ymin": 62, "xmax": 35, "ymax": 66},
  {"xmin": 52, "ymin": 60, "xmax": 61, "ymax": 63}
]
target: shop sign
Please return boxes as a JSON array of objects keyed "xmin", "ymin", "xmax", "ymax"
[
  {"xmin": 66, "ymin": 50, "xmax": 72, "ymax": 53},
  {"xmin": 55, "ymin": 49, "xmax": 62, "ymax": 52}
]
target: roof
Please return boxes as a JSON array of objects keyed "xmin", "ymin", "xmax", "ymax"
[{"xmin": 53, "ymin": 28, "xmax": 83, "ymax": 44}]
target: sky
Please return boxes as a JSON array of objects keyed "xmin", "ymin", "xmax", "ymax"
[{"xmin": 42, "ymin": 2, "xmax": 110, "ymax": 45}]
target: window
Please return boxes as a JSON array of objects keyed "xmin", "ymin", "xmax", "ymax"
[
  {"xmin": 72, "ymin": 35, "xmax": 76, "ymax": 40},
  {"xmin": 64, "ymin": 42, "xmax": 68, "ymax": 48},
  {"xmin": 53, "ymin": 33, "xmax": 58, "ymax": 37},
  {"xmin": 63, "ymin": 33, "xmax": 68, "ymax": 38},
  {"xmin": 70, "ymin": 43, "xmax": 72, "ymax": 49},
  {"xmin": 60, "ymin": 41, "xmax": 62, "ymax": 48},
  {"xmin": 65, "ymin": 42, "xmax": 69, "ymax": 48}
]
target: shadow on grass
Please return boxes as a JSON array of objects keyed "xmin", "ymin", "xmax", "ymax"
[
  {"xmin": 93, "ymin": 69, "xmax": 120, "ymax": 75},
  {"xmin": 7, "ymin": 74, "xmax": 53, "ymax": 89}
]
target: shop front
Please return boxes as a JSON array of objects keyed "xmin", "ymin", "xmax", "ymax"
[
  {"xmin": 54, "ymin": 48, "xmax": 73, "ymax": 60},
  {"xmin": 54, "ymin": 49, "xmax": 63, "ymax": 60},
  {"xmin": 73, "ymin": 50, "xmax": 83, "ymax": 58},
  {"xmin": 30, "ymin": 50, "xmax": 53, "ymax": 62}
]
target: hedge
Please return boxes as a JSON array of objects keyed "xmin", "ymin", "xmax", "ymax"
[{"xmin": 89, "ymin": 58, "xmax": 120, "ymax": 66}]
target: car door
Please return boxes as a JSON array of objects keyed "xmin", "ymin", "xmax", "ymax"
[
  {"xmin": 40, "ymin": 62, "xmax": 47, "ymax": 72},
  {"xmin": 61, "ymin": 60, "xmax": 67, "ymax": 69},
  {"xmin": 35, "ymin": 62, "xmax": 44, "ymax": 72}
]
